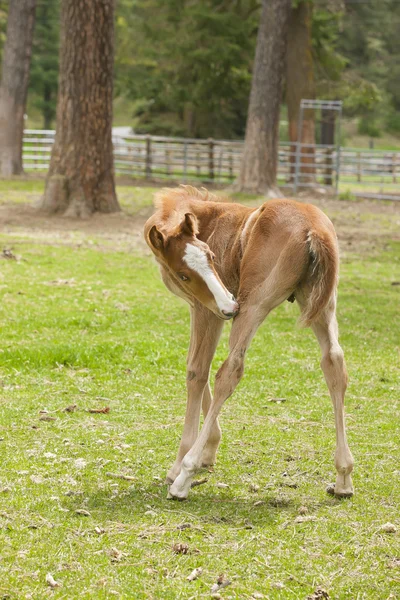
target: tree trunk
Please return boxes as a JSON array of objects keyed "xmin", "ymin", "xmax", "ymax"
[
  {"xmin": 235, "ymin": 0, "xmax": 291, "ymax": 195},
  {"xmin": 286, "ymin": 0, "xmax": 316, "ymax": 185},
  {"xmin": 40, "ymin": 0, "xmax": 120, "ymax": 217},
  {"xmin": 0, "ymin": 0, "xmax": 36, "ymax": 177}
]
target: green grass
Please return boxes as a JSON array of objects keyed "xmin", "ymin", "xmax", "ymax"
[{"xmin": 0, "ymin": 183, "xmax": 399, "ymax": 598}]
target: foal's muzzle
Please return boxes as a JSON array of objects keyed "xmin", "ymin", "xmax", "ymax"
[{"xmin": 222, "ymin": 301, "xmax": 239, "ymax": 319}]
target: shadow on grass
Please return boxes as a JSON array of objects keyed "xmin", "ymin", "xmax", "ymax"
[{"xmin": 66, "ymin": 479, "xmax": 344, "ymax": 529}]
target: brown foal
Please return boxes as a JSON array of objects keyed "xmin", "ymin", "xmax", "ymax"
[{"xmin": 144, "ymin": 185, "xmax": 354, "ymax": 500}]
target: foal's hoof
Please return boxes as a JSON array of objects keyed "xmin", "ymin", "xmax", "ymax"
[
  {"xmin": 167, "ymin": 487, "xmax": 187, "ymax": 501},
  {"xmin": 326, "ymin": 482, "xmax": 354, "ymax": 498}
]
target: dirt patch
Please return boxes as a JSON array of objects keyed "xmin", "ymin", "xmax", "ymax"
[
  {"xmin": 0, "ymin": 191, "xmax": 398, "ymax": 255},
  {"xmin": 0, "ymin": 202, "xmax": 152, "ymax": 253}
]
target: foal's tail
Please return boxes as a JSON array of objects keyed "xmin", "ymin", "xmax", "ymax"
[{"xmin": 298, "ymin": 228, "xmax": 339, "ymax": 327}]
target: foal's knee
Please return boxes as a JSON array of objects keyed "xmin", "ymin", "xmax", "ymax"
[{"xmin": 186, "ymin": 368, "xmax": 208, "ymax": 391}]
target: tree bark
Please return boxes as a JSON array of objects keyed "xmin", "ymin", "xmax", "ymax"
[
  {"xmin": 40, "ymin": 0, "xmax": 120, "ymax": 217},
  {"xmin": 0, "ymin": 0, "xmax": 36, "ymax": 176},
  {"xmin": 235, "ymin": 0, "xmax": 291, "ymax": 195},
  {"xmin": 286, "ymin": 0, "xmax": 316, "ymax": 185}
]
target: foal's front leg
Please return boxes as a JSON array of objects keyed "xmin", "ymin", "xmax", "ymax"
[
  {"xmin": 166, "ymin": 307, "xmax": 223, "ymax": 484},
  {"xmin": 169, "ymin": 306, "xmax": 262, "ymax": 499}
]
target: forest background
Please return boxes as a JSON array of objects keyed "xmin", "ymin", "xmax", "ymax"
[{"xmin": 0, "ymin": 0, "xmax": 399, "ymax": 148}]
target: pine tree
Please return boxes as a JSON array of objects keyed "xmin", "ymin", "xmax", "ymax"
[
  {"xmin": 236, "ymin": 0, "xmax": 291, "ymax": 195},
  {"xmin": 0, "ymin": 0, "xmax": 36, "ymax": 176},
  {"xmin": 40, "ymin": 0, "xmax": 120, "ymax": 217}
]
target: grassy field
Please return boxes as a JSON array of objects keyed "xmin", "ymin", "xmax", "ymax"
[{"xmin": 0, "ymin": 182, "xmax": 399, "ymax": 599}]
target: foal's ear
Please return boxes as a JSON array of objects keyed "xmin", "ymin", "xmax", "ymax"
[
  {"xmin": 148, "ymin": 225, "xmax": 165, "ymax": 251},
  {"xmin": 180, "ymin": 213, "xmax": 199, "ymax": 237}
]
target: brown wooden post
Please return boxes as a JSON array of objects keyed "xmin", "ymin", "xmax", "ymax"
[
  {"xmin": 196, "ymin": 148, "xmax": 200, "ymax": 179},
  {"xmin": 208, "ymin": 137, "xmax": 214, "ymax": 181},
  {"xmin": 166, "ymin": 147, "xmax": 171, "ymax": 176},
  {"xmin": 324, "ymin": 147, "xmax": 333, "ymax": 185},
  {"xmin": 145, "ymin": 135, "xmax": 152, "ymax": 180}
]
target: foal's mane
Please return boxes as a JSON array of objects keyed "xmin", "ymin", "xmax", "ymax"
[{"xmin": 154, "ymin": 185, "xmax": 224, "ymax": 221}]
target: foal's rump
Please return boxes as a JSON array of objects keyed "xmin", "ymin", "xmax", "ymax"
[{"xmin": 239, "ymin": 199, "xmax": 339, "ymax": 327}]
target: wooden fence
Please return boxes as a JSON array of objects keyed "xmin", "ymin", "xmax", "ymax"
[{"xmin": 22, "ymin": 130, "xmax": 400, "ymax": 193}]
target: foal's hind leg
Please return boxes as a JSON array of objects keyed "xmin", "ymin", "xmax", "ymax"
[{"xmin": 307, "ymin": 297, "xmax": 354, "ymax": 497}]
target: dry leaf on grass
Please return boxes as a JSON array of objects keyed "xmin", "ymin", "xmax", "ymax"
[
  {"xmin": 39, "ymin": 415, "xmax": 56, "ymax": 422},
  {"xmin": 380, "ymin": 522, "xmax": 397, "ymax": 533},
  {"xmin": 176, "ymin": 523, "xmax": 191, "ymax": 530},
  {"xmin": 172, "ymin": 542, "xmax": 189, "ymax": 554},
  {"xmin": 106, "ymin": 472, "xmax": 135, "ymax": 481},
  {"xmin": 95, "ymin": 526, "xmax": 105, "ymax": 535},
  {"xmin": 307, "ymin": 587, "xmax": 330, "ymax": 599},
  {"xmin": 294, "ymin": 515, "xmax": 317, "ymax": 524},
  {"xmin": 387, "ymin": 558, "xmax": 400, "ymax": 568},
  {"xmin": 110, "ymin": 547, "xmax": 126, "ymax": 562},
  {"xmin": 75, "ymin": 509, "xmax": 91, "ymax": 517},
  {"xmin": 64, "ymin": 404, "xmax": 77, "ymax": 412},
  {"xmin": 1, "ymin": 248, "xmax": 17, "ymax": 260},
  {"xmin": 210, "ymin": 574, "xmax": 232, "ymax": 593},
  {"xmin": 187, "ymin": 567, "xmax": 203, "ymax": 581},
  {"xmin": 253, "ymin": 500, "xmax": 265, "ymax": 507},
  {"xmin": 88, "ymin": 406, "xmax": 110, "ymax": 414},
  {"xmin": 191, "ymin": 477, "xmax": 208, "ymax": 488},
  {"xmin": 46, "ymin": 573, "xmax": 61, "ymax": 588},
  {"xmin": 326, "ymin": 483, "xmax": 336, "ymax": 495}
]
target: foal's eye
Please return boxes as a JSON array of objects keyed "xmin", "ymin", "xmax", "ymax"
[{"xmin": 178, "ymin": 273, "xmax": 189, "ymax": 281}]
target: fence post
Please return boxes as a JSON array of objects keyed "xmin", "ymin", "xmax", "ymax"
[
  {"xmin": 229, "ymin": 147, "xmax": 233, "ymax": 181},
  {"xmin": 393, "ymin": 153, "xmax": 397, "ymax": 184},
  {"xmin": 166, "ymin": 147, "xmax": 171, "ymax": 176},
  {"xmin": 324, "ymin": 147, "xmax": 333, "ymax": 185},
  {"xmin": 196, "ymin": 148, "xmax": 200, "ymax": 179},
  {"xmin": 145, "ymin": 135, "xmax": 152, "ymax": 179},
  {"xmin": 183, "ymin": 141, "xmax": 188, "ymax": 182},
  {"xmin": 357, "ymin": 152, "xmax": 361, "ymax": 182},
  {"xmin": 208, "ymin": 138, "xmax": 214, "ymax": 181}
]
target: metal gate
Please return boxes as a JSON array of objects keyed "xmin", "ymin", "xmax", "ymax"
[{"xmin": 293, "ymin": 99, "xmax": 343, "ymax": 193}]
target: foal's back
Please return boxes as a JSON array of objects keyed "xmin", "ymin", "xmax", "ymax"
[{"xmin": 238, "ymin": 198, "xmax": 339, "ymax": 327}]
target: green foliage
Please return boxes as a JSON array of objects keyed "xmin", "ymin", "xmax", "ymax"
[
  {"xmin": 337, "ymin": 0, "xmax": 400, "ymax": 134},
  {"xmin": 385, "ymin": 110, "xmax": 400, "ymax": 134},
  {"xmin": 357, "ymin": 116, "xmax": 381, "ymax": 138},
  {"xmin": 115, "ymin": 0, "xmax": 257, "ymax": 138},
  {"xmin": 29, "ymin": 0, "xmax": 59, "ymax": 129},
  {"xmin": 338, "ymin": 189, "xmax": 356, "ymax": 201},
  {"xmin": 1, "ymin": 0, "xmax": 399, "ymax": 140}
]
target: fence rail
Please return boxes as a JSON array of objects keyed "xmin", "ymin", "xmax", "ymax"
[{"xmin": 22, "ymin": 130, "xmax": 400, "ymax": 196}]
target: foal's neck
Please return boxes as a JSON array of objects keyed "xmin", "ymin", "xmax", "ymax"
[{"xmin": 187, "ymin": 199, "xmax": 252, "ymax": 291}]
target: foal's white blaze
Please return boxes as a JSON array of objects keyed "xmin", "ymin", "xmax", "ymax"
[{"xmin": 183, "ymin": 244, "xmax": 237, "ymax": 314}]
